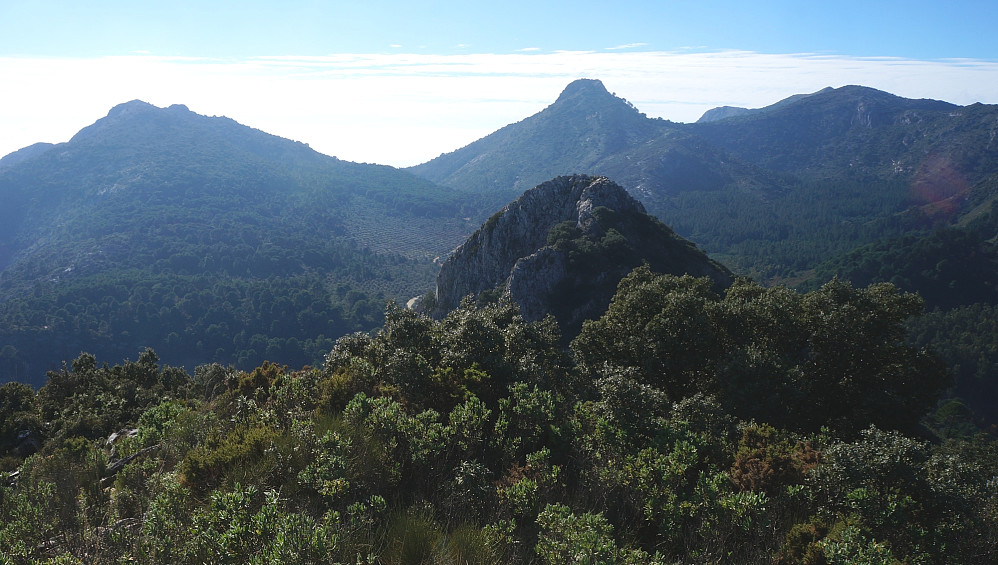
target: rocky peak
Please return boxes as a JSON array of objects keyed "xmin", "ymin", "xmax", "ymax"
[
  {"xmin": 554, "ymin": 78, "xmax": 611, "ymax": 103},
  {"xmin": 430, "ymin": 175, "xmax": 732, "ymax": 335},
  {"xmin": 550, "ymin": 78, "xmax": 643, "ymax": 120},
  {"xmin": 434, "ymin": 175, "xmax": 638, "ymax": 310}
]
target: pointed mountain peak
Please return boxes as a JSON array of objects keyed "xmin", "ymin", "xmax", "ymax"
[
  {"xmin": 555, "ymin": 78, "xmax": 611, "ymax": 102},
  {"xmin": 407, "ymin": 78, "xmax": 665, "ymax": 194},
  {"xmin": 548, "ymin": 78, "xmax": 641, "ymax": 119}
]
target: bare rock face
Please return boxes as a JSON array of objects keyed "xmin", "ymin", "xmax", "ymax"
[
  {"xmin": 434, "ymin": 175, "xmax": 641, "ymax": 308},
  {"xmin": 507, "ymin": 246, "xmax": 569, "ymax": 322},
  {"xmin": 430, "ymin": 175, "xmax": 732, "ymax": 335}
]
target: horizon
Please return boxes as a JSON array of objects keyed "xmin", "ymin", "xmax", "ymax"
[
  {"xmin": 2, "ymin": 0, "xmax": 997, "ymax": 167},
  {"xmin": 4, "ymin": 64, "xmax": 998, "ymax": 169}
]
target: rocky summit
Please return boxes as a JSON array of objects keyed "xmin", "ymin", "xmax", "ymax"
[{"xmin": 428, "ymin": 175, "xmax": 732, "ymax": 336}]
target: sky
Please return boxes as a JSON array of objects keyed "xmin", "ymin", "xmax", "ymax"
[{"xmin": 1, "ymin": 0, "xmax": 997, "ymax": 167}]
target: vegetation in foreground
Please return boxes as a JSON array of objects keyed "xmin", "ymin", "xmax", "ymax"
[{"xmin": 1, "ymin": 270, "xmax": 995, "ymax": 564}]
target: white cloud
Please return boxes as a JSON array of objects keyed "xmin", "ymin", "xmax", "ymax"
[
  {"xmin": 1, "ymin": 51, "xmax": 997, "ymax": 167},
  {"xmin": 606, "ymin": 43, "xmax": 649, "ymax": 50}
]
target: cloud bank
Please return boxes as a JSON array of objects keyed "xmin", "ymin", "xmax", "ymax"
[{"xmin": 2, "ymin": 50, "xmax": 997, "ymax": 167}]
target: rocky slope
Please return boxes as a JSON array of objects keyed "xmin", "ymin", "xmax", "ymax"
[{"xmin": 428, "ymin": 175, "xmax": 732, "ymax": 336}]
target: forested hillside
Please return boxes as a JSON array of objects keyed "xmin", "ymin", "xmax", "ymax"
[
  {"xmin": 688, "ymin": 86, "xmax": 961, "ymax": 177},
  {"xmin": 0, "ymin": 101, "xmax": 480, "ymax": 386},
  {"xmin": 4, "ymin": 269, "xmax": 992, "ymax": 564}
]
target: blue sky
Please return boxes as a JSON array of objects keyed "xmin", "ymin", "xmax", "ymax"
[
  {"xmin": 1, "ymin": 0, "xmax": 996, "ymax": 165},
  {"xmin": 4, "ymin": 0, "xmax": 995, "ymax": 59}
]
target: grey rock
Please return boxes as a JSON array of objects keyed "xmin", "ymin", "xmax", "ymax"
[
  {"xmin": 434, "ymin": 175, "xmax": 643, "ymax": 312},
  {"xmin": 507, "ymin": 247, "xmax": 568, "ymax": 322},
  {"xmin": 430, "ymin": 175, "xmax": 732, "ymax": 336}
]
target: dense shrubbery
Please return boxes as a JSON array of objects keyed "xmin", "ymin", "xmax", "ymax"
[
  {"xmin": 574, "ymin": 268, "xmax": 949, "ymax": 435},
  {"xmin": 0, "ymin": 271, "xmax": 995, "ymax": 563}
]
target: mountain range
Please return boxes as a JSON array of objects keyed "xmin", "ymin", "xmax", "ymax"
[
  {"xmin": 0, "ymin": 100, "xmax": 478, "ymax": 384},
  {"xmin": 411, "ymin": 79, "xmax": 998, "ymax": 288},
  {"xmin": 4, "ymin": 79, "xmax": 998, "ymax": 564}
]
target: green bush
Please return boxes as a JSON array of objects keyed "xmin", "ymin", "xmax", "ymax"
[{"xmin": 178, "ymin": 423, "xmax": 279, "ymax": 494}]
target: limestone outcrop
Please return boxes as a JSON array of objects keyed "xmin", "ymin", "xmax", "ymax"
[{"xmin": 429, "ymin": 175, "xmax": 732, "ymax": 336}]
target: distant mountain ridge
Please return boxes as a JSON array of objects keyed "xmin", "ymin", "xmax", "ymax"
[
  {"xmin": 0, "ymin": 100, "xmax": 476, "ymax": 384},
  {"xmin": 408, "ymin": 79, "xmax": 782, "ymax": 224},
  {"xmin": 690, "ymin": 85, "xmax": 963, "ymax": 177},
  {"xmin": 695, "ymin": 87, "xmax": 836, "ymax": 123},
  {"xmin": 411, "ymin": 79, "xmax": 986, "ymax": 200},
  {"xmin": 695, "ymin": 106, "xmax": 753, "ymax": 123},
  {"xmin": 0, "ymin": 142, "xmax": 55, "ymax": 170},
  {"xmin": 0, "ymin": 100, "xmax": 473, "ymax": 272}
]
